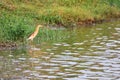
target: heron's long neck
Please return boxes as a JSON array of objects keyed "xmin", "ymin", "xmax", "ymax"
[{"xmin": 34, "ymin": 26, "xmax": 40, "ymax": 34}]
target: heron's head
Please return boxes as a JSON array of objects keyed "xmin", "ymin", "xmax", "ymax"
[{"xmin": 37, "ymin": 24, "xmax": 43, "ymax": 28}]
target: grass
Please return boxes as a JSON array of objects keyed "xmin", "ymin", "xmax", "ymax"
[
  {"xmin": 0, "ymin": 12, "xmax": 69, "ymax": 43},
  {"xmin": 0, "ymin": 12, "xmax": 34, "ymax": 42},
  {"xmin": 0, "ymin": 0, "xmax": 120, "ymax": 42},
  {"xmin": 1, "ymin": 0, "xmax": 120, "ymax": 25}
]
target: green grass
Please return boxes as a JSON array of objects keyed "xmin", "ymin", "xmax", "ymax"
[
  {"xmin": 0, "ymin": 0, "xmax": 120, "ymax": 42},
  {"xmin": 0, "ymin": 12, "xmax": 69, "ymax": 43},
  {"xmin": 1, "ymin": 0, "xmax": 120, "ymax": 26},
  {"xmin": 0, "ymin": 12, "xmax": 34, "ymax": 42},
  {"xmin": 36, "ymin": 28, "xmax": 69, "ymax": 43}
]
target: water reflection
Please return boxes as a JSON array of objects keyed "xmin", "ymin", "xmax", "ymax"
[{"xmin": 0, "ymin": 20, "xmax": 120, "ymax": 80}]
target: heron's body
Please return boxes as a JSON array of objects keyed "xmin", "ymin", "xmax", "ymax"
[{"xmin": 27, "ymin": 25, "xmax": 43, "ymax": 41}]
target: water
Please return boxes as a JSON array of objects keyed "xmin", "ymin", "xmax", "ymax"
[{"xmin": 0, "ymin": 20, "xmax": 120, "ymax": 80}]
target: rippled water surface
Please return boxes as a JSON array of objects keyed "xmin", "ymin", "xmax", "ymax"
[{"xmin": 0, "ymin": 20, "xmax": 120, "ymax": 80}]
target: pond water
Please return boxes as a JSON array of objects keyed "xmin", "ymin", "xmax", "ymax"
[{"xmin": 0, "ymin": 20, "xmax": 120, "ymax": 80}]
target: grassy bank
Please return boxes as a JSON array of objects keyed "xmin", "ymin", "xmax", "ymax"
[{"xmin": 0, "ymin": 0, "xmax": 120, "ymax": 42}]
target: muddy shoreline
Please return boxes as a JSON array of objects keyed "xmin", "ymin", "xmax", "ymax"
[{"xmin": 0, "ymin": 42, "xmax": 17, "ymax": 50}]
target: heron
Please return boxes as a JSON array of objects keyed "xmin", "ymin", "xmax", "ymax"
[{"xmin": 27, "ymin": 25, "xmax": 43, "ymax": 41}]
